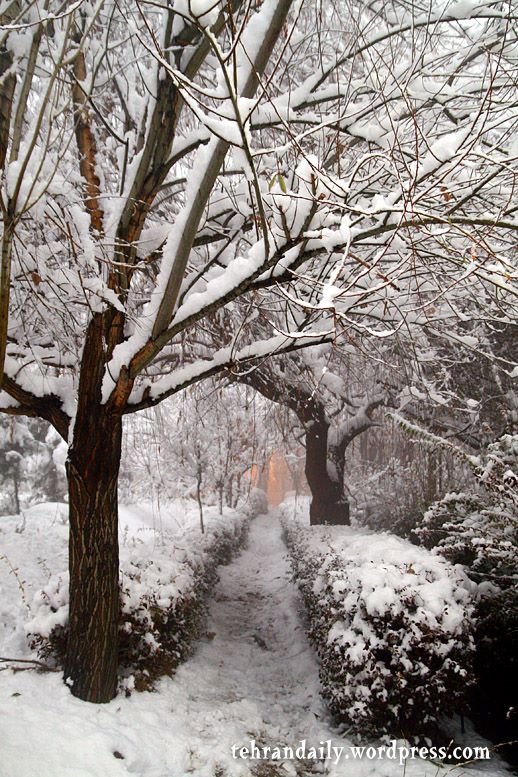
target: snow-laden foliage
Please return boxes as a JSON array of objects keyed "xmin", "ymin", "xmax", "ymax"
[
  {"xmin": 27, "ymin": 508, "xmax": 249, "ymax": 692},
  {"xmin": 281, "ymin": 505, "xmax": 475, "ymax": 738},
  {"xmin": 416, "ymin": 434, "xmax": 518, "ymax": 585},
  {"xmin": 417, "ymin": 492, "xmax": 517, "ymax": 582},
  {"xmin": 413, "ymin": 435, "xmax": 518, "ymax": 747},
  {"xmin": 2, "ymin": 0, "xmax": 517, "ymax": 702},
  {"xmin": 2, "ymin": 0, "xmax": 517, "ymax": 426}
]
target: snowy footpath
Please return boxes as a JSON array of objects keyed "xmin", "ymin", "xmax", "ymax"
[{"xmin": 0, "ymin": 512, "xmax": 509, "ymax": 777}]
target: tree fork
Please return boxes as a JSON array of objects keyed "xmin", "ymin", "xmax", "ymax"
[{"xmin": 236, "ymin": 367, "xmax": 350, "ymax": 525}]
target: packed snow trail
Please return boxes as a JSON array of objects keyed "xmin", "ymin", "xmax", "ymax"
[
  {"xmin": 164, "ymin": 510, "xmax": 336, "ymax": 776},
  {"xmin": 153, "ymin": 513, "xmax": 503, "ymax": 777}
]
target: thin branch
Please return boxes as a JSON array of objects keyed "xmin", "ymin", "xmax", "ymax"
[{"xmin": 0, "ymin": 657, "xmax": 60, "ymax": 672}]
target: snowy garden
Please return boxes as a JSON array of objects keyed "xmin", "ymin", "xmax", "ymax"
[{"xmin": 0, "ymin": 0, "xmax": 517, "ymax": 775}]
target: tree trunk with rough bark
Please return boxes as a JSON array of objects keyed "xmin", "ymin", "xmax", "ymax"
[
  {"xmin": 65, "ymin": 411, "xmax": 121, "ymax": 702},
  {"xmin": 63, "ymin": 316, "xmax": 124, "ymax": 703},
  {"xmin": 305, "ymin": 415, "xmax": 350, "ymax": 526}
]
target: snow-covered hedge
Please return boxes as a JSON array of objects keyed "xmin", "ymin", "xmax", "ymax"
[
  {"xmin": 27, "ymin": 505, "xmax": 249, "ymax": 692},
  {"xmin": 245, "ymin": 487, "xmax": 268, "ymax": 518},
  {"xmin": 413, "ymin": 436, "xmax": 518, "ymax": 750},
  {"xmin": 281, "ymin": 504, "xmax": 475, "ymax": 738}
]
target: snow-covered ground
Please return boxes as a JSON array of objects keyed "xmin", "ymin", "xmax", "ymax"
[{"xmin": 0, "ymin": 502, "xmax": 511, "ymax": 777}]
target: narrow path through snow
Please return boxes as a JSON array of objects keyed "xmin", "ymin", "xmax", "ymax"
[{"xmin": 167, "ymin": 511, "xmax": 334, "ymax": 776}]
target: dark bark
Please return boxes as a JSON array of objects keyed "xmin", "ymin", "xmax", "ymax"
[
  {"xmin": 0, "ymin": 4, "xmax": 17, "ymax": 173},
  {"xmin": 44, "ymin": 458, "xmax": 61, "ymax": 502},
  {"xmin": 64, "ymin": 409, "xmax": 122, "ymax": 702},
  {"xmin": 305, "ymin": 414, "xmax": 350, "ymax": 526},
  {"xmin": 63, "ymin": 315, "xmax": 126, "ymax": 703},
  {"xmin": 195, "ymin": 452, "xmax": 205, "ymax": 534},
  {"xmin": 12, "ymin": 460, "xmax": 20, "ymax": 515}
]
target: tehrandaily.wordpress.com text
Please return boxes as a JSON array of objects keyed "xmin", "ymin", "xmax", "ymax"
[{"xmin": 231, "ymin": 738, "xmax": 490, "ymax": 767}]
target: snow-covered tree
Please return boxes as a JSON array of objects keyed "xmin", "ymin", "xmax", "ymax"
[
  {"xmin": 408, "ymin": 320, "xmax": 518, "ymax": 451},
  {"xmin": 0, "ymin": 0, "xmax": 516, "ymax": 702},
  {"xmin": 120, "ymin": 382, "xmax": 272, "ymax": 512},
  {"xmin": 0, "ymin": 416, "xmax": 65, "ymax": 513},
  {"xmin": 237, "ymin": 346, "xmax": 390, "ymax": 524}
]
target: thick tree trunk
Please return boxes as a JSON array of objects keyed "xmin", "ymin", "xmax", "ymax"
[
  {"xmin": 305, "ymin": 417, "xmax": 350, "ymax": 526},
  {"xmin": 64, "ymin": 408, "xmax": 122, "ymax": 702},
  {"xmin": 64, "ymin": 408, "xmax": 122, "ymax": 703},
  {"xmin": 63, "ymin": 315, "xmax": 126, "ymax": 703}
]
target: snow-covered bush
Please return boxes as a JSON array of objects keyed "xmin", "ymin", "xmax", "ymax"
[
  {"xmin": 416, "ymin": 491, "xmax": 517, "ymax": 580},
  {"xmin": 413, "ymin": 435, "xmax": 518, "ymax": 749},
  {"xmin": 282, "ymin": 518, "xmax": 475, "ymax": 739},
  {"xmin": 416, "ymin": 435, "xmax": 518, "ymax": 579},
  {"xmin": 245, "ymin": 487, "xmax": 269, "ymax": 518},
  {"xmin": 28, "ymin": 511, "xmax": 249, "ymax": 692},
  {"xmin": 118, "ymin": 557, "xmax": 215, "ymax": 691}
]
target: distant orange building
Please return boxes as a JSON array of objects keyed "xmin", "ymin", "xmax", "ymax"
[
  {"xmin": 265, "ymin": 450, "xmax": 290, "ymax": 505},
  {"xmin": 247, "ymin": 449, "xmax": 307, "ymax": 506}
]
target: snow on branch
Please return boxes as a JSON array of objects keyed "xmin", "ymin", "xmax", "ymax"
[{"xmin": 125, "ymin": 330, "xmax": 334, "ymax": 412}]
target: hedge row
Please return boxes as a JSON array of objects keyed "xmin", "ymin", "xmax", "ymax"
[
  {"xmin": 282, "ymin": 515, "xmax": 475, "ymax": 739},
  {"xmin": 27, "ymin": 510, "xmax": 249, "ymax": 693}
]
